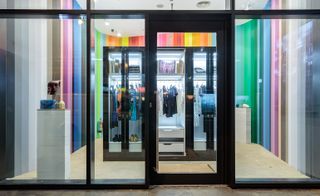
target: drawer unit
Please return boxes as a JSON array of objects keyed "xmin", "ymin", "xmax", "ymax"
[
  {"xmin": 159, "ymin": 142, "xmax": 184, "ymax": 153},
  {"xmin": 158, "ymin": 126, "xmax": 186, "ymax": 156},
  {"xmin": 159, "ymin": 128, "xmax": 184, "ymax": 138}
]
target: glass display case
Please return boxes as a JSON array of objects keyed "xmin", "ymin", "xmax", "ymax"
[
  {"xmin": 155, "ymin": 47, "xmax": 217, "ymax": 174},
  {"xmin": 156, "ymin": 49, "xmax": 186, "ymax": 157},
  {"xmin": 103, "ymin": 47, "xmax": 145, "ymax": 161},
  {"xmin": 193, "ymin": 50, "xmax": 217, "ymax": 151}
]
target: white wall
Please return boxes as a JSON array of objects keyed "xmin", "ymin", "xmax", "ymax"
[
  {"xmin": 14, "ymin": 1, "xmax": 49, "ymax": 176},
  {"xmin": 287, "ymin": 19, "xmax": 307, "ymax": 174}
]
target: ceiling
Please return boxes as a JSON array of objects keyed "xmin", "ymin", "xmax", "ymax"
[
  {"xmin": 94, "ymin": 19, "xmax": 145, "ymax": 37},
  {"xmin": 78, "ymin": 0, "xmax": 269, "ymax": 10},
  {"xmin": 92, "ymin": 0, "xmax": 227, "ymax": 10},
  {"xmin": 85, "ymin": 0, "xmax": 269, "ymax": 36}
]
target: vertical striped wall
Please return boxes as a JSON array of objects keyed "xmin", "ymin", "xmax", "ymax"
[
  {"xmin": 94, "ymin": 31, "xmax": 216, "ymax": 138},
  {"xmin": 157, "ymin": 32, "xmax": 216, "ymax": 47},
  {"xmin": 236, "ymin": 15, "xmax": 320, "ymax": 177},
  {"xmin": 72, "ymin": 0, "xmax": 84, "ymax": 151},
  {"xmin": 105, "ymin": 35, "xmax": 144, "ymax": 47},
  {"xmin": 95, "ymin": 30, "xmax": 105, "ymax": 138}
]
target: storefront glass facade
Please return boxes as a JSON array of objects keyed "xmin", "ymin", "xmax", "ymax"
[
  {"xmin": 0, "ymin": 0, "xmax": 319, "ymax": 189},
  {"xmin": 235, "ymin": 18, "xmax": 320, "ymax": 183}
]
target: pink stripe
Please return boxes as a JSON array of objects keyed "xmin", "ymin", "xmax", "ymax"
[{"xmin": 61, "ymin": 0, "xmax": 73, "ymax": 110}]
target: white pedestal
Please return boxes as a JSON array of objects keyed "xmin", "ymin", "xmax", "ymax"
[
  {"xmin": 37, "ymin": 110, "xmax": 70, "ymax": 180},
  {"xmin": 129, "ymin": 142, "xmax": 142, "ymax": 152},
  {"xmin": 235, "ymin": 108, "xmax": 251, "ymax": 144}
]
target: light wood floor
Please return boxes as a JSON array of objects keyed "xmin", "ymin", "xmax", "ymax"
[
  {"xmin": 236, "ymin": 143, "xmax": 308, "ymax": 179},
  {"xmin": 9, "ymin": 139, "xmax": 308, "ymax": 180}
]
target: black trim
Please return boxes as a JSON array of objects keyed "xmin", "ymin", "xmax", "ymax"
[
  {"xmin": 86, "ymin": 0, "xmax": 92, "ymax": 185},
  {"xmin": 148, "ymin": 14, "xmax": 230, "ymax": 185},
  {"xmin": 0, "ymin": 0, "xmax": 320, "ymax": 189}
]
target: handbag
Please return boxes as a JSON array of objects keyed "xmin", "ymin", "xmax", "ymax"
[
  {"xmin": 201, "ymin": 94, "xmax": 215, "ymax": 115},
  {"xmin": 40, "ymin": 100, "xmax": 56, "ymax": 109}
]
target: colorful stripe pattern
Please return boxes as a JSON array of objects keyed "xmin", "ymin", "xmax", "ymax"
[
  {"xmin": 236, "ymin": 1, "xmax": 319, "ymax": 176},
  {"xmin": 60, "ymin": 1, "xmax": 73, "ymax": 152},
  {"xmin": 105, "ymin": 35, "xmax": 145, "ymax": 47},
  {"xmin": 72, "ymin": 0, "xmax": 84, "ymax": 151},
  {"xmin": 95, "ymin": 30, "xmax": 105, "ymax": 138},
  {"xmin": 157, "ymin": 32, "xmax": 216, "ymax": 47}
]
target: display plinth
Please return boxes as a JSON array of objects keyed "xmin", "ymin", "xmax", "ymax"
[
  {"xmin": 235, "ymin": 107, "xmax": 251, "ymax": 144},
  {"xmin": 37, "ymin": 109, "xmax": 70, "ymax": 180}
]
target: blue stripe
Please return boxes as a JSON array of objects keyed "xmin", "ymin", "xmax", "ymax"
[
  {"xmin": 262, "ymin": 19, "xmax": 271, "ymax": 150},
  {"xmin": 73, "ymin": 0, "xmax": 82, "ymax": 151}
]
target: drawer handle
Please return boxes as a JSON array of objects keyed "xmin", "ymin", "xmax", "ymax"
[{"xmin": 163, "ymin": 143, "xmax": 172, "ymax": 145}]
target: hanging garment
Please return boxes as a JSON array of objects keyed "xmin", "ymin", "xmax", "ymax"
[
  {"xmin": 110, "ymin": 88, "xmax": 118, "ymax": 129},
  {"xmin": 163, "ymin": 86, "xmax": 178, "ymax": 117},
  {"xmin": 194, "ymin": 86, "xmax": 202, "ymax": 127},
  {"xmin": 129, "ymin": 87, "xmax": 138, "ymax": 121}
]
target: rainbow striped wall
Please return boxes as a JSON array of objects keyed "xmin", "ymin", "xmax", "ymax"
[
  {"xmin": 94, "ymin": 31, "xmax": 216, "ymax": 137},
  {"xmin": 95, "ymin": 30, "xmax": 105, "ymax": 138},
  {"xmin": 105, "ymin": 35, "xmax": 145, "ymax": 47},
  {"xmin": 157, "ymin": 32, "xmax": 216, "ymax": 47}
]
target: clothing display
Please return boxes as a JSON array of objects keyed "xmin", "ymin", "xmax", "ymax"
[
  {"xmin": 162, "ymin": 85, "xmax": 178, "ymax": 117},
  {"xmin": 103, "ymin": 48, "xmax": 145, "ymax": 160},
  {"xmin": 194, "ymin": 85, "xmax": 202, "ymax": 127},
  {"xmin": 109, "ymin": 85, "xmax": 142, "ymax": 124}
]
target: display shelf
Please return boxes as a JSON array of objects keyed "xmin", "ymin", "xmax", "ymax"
[
  {"xmin": 194, "ymin": 74, "xmax": 206, "ymax": 81},
  {"xmin": 109, "ymin": 73, "xmax": 142, "ymax": 81},
  {"xmin": 157, "ymin": 74, "xmax": 184, "ymax": 81},
  {"xmin": 109, "ymin": 142, "xmax": 122, "ymax": 152},
  {"xmin": 158, "ymin": 125, "xmax": 185, "ymax": 129},
  {"xmin": 129, "ymin": 141, "xmax": 142, "ymax": 152}
]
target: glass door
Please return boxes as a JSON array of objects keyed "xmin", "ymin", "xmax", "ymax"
[
  {"xmin": 155, "ymin": 46, "xmax": 217, "ymax": 174},
  {"xmin": 149, "ymin": 17, "xmax": 227, "ymax": 184}
]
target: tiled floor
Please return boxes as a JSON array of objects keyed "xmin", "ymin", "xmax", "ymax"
[{"xmin": 0, "ymin": 185, "xmax": 320, "ymax": 196}]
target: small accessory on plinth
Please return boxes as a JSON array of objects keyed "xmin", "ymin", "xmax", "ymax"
[
  {"xmin": 40, "ymin": 100, "xmax": 57, "ymax": 109},
  {"xmin": 56, "ymin": 100, "xmax": 65, "ymax": 110}
]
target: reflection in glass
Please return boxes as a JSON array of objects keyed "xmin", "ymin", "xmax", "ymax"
[
  {"xmin": 0, "ymin": 0, "xmax": 86, "ymax": 9},
  {"xmin": 236, "ymin": 0, "xmax": 320, "ymax": 10},
  {"xmin": 93, "ymin": 0, "xmax": 229, "ymax": 10},
  {"xmin": 0, "ymin": 18, "xmax": 87, "ymax": 183},
  {"xmin": 156, "ymin": 32, "xmax": 217, "ymax": 174},
  {"xmin": 92, "ymin": 18, "xmax": 145, "ymax": 184},
  {"xmin": 235, "ymin": 18, "xmax": 320, "ymax": 182}
]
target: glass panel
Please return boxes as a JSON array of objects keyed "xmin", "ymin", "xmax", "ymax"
[
  {"xmin": 93, "ymin": 0, "xmax": 230, "ymax": 10},
  {"xmin": 0, "ymin": 17, "xmax": 87, "ymax": 184},
  {"xmin": 193, "ymin": 51, "xmax": 217, "ymax": 164},
  {"xmin": 236, "ymin": 0, "xmax": 320, "ymax": 10},
  {"xmin": 156, "ymin": 32, "xmax": 217, "ymax": 174},
  {"xmin": 92, "ymin": 18, "xmax": 145, "ymax": 184},
  {"xmin": 235, "ymin": 18, "xmax": 320, "ymax": 182},
  {"xmin": 0, "ymin": 0, "xmax": 86, "ymax": 9}
]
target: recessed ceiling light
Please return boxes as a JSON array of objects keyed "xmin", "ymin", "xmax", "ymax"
[
  {"xmin": 105, "ymin": 21, "xmax": 110, "ymax": 26},
  {"xmin": 78, "ymin": 19, "xmax": 84, "ymax": 25},
  {"xmin": 117, "ymin": 33, "xmax": 122, "ymax": 37},
  {"xmin": 156, "ymin": 4, "xmax": 164, "ymax": 8},
  {"xmin": 196, "ymin": 1, "xmax": 211, "ymax": 8}
]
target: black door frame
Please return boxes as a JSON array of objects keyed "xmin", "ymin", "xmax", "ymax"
[{"xmin": 147, "ymin": 13, "xmax": 232, "ymax": 185}]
